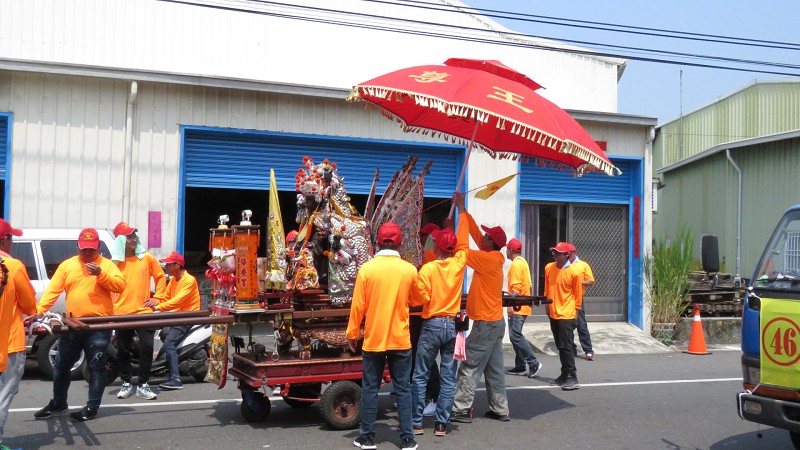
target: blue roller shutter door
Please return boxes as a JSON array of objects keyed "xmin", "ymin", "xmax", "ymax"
[
  {"xmin": 519, "ymin": 159, "xmax": 634, "ymax": 203},
  {"xmin": 183, "ymin": 128, "xmax": 462, "ymax": 197}
]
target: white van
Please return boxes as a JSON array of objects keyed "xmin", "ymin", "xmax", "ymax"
[{"xmin": 10, "ymin": 228, "xmax": 116, "ymax": 379}]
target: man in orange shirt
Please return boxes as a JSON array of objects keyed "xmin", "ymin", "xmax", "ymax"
[
  {"xmin": 566, "ymin": 243, "xmax": 596, "ymax": 361},
  {"xmin": 504, "ymin": 238, "xmax": 542, "ymax": 378},
  {"xmin": 112, "ymin": 222, "xmax": 167, "ymax": 401},
  {"xmin": 34, "ymin": 228, "xmax": 127, "ymax": 422},
  {"xmin": 0, "ymin": 219, "xmax": 37, "ymax": 450},
  {"xmin": 406, "ymin": 222, "xmax": 441, "ymax": 415},
  {"xmin": 409, "ymin": 216, "xmax": 468, "ymax": 437},
  {"xmin": 144, "ymin": 252, "xmax": 200, "ymax": 391},
  {"xmin": 451, "ymin": 193, "xmax": 510, "ymax": 423},
  {"xmin": 347, "ymin": 222, "xmax": 418, "ymax": 450},
  {"xmin": 544, "ymin": 242, "xmax": 583, "ymax": 391}
]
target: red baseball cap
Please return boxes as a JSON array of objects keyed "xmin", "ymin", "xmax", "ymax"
[
  {"xmin": 160, "ymin": 251, "xmax": 186, "ymax": 266},
  {"xmin": 78, "ymin": 228, "xmax": 101, "ymax": 250},
  {"xmin": 507, "ymin": 238, "xmax": 522, "ymax": 252},
  {"xmin": 419, "ymin": 223, "xmax": 440, "ymax": 236},
  {"xmin": 113, "ymin": 221, "xmax": 137, "ymax": 237},
  {"xmin": 550, "ymin": 242, "xmax": 572, "ymax": 253},
  {"xmin": 568, "ymin": 243, "xmax": 577, "ymax": 252},
  {"xmin": 481, "ymin": 224, "xmax": 507, "ymax": 248},
  {"xmin": 377, "ymin": 222, "xmax": 403, "ymax": 245},
  {"xmin": 431, "ymin": 228, "xmax": 457, "ymax": 252},
  {"xmin": 0, "ymin": 219, "xmax": 23, "ymax": 238}
]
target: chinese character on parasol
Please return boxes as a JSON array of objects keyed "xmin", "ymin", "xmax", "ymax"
[{"xmin": 347, "ymin": 58, "xmax": 621, "ymax": 201}]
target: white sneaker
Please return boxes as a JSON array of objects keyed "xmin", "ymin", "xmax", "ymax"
[
  {"xmin": 136, "ymin": 383, "xmax": 158, "ymax": 400},
  {"xmin": 117, "ymin": 382, "xmax": 134, "ymax": 399},
  {"xmin": 423, "ymin": 400, "xmax": 437, "ymax": 417}
]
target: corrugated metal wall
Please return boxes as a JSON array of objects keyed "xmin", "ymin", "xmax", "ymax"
[
  {"xmin": 655, "ymin": 82, "xmax": 800, "ymax": 168},
  {"xmin": 0, "ymin": 71, "xmax": 129, "ymax": 228},
  {"xmin": 0, "ymin": 0, "xmax": 621, "ymax": 112},
  {"xmin": 656, "ymin": 137, "xmax": 800, "ymax": 278}
]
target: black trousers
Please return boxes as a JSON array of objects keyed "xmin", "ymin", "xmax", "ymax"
[
  {"xmin": 549, "ymin": 317, "xmax": 578, "ymax": 377},
  {"xmin": 116, "ymin": 328, "xmax": 156, "ymax": 384}
]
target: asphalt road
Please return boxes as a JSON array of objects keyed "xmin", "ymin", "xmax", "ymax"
[{"xmin": 4, "ymin": 347, "xmax": 793, "ymax": 449}]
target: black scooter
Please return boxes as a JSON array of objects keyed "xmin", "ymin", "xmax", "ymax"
[{"xmin": 84, "ymin": 324, "xmax": 211, "ymax": 385}]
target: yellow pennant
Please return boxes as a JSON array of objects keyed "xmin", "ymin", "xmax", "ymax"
[
  {"xmin": 760, "ymin": 297, "xmax": 800, "ymax": 389},
  {"xmin": 474, "ymin": 173, "xmax": 518, "ymax": 200}
]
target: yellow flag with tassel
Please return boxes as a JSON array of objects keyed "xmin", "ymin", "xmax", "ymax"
[
  {"xmin": 264, "ymin": 169, "xmax": 287, "ymax": 290},
  {"xmin": 474, "ymin": 173, "xmax": 518, "ymax": 200}
]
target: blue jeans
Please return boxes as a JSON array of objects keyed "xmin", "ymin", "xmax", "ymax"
[
  {"xmin": 412, "ymin": 318, "xmax": 457, "ymax": 426},
  {"xmin": 573, "ymin": 307, "xmax": 593, "ymax": 354},
  {"xmin": 508, "ymin": 314, "xmax": 539, "ymax": 370},
  {"xmin": 360, "ymin": 349, "xmax": 413, "ymax": 440},
  {"xmin": 53, "ymin": 330, "xmax": 112, "ymax": 410},
  {"xmin": 163, "ymin": 326, "xmax": 190, "ymax": 381}
]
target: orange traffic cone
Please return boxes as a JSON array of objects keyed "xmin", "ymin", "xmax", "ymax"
[{"xmin": 684, "ymin": 304, "xmax": 711, "ymax": 355}]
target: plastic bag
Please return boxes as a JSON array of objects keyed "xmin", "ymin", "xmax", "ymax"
[{"xmin": 454, "ymin": 331, "xmax": 466, "ymax": 361}]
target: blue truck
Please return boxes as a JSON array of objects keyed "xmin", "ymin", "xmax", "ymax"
[{"xmin": 737, "ymin": 204, "xmax": 800, "ymax": 448}]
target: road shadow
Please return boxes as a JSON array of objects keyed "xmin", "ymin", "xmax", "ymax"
[{"xmin": 709, "ymin": 428, "xmax": 793, "ymax": 449}]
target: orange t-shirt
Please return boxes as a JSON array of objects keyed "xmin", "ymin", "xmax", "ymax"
[
  {"xmin": 0, "ymin": 255, "xmax": 37, "ymax": 371},
  {"xmin": 507, "ymin": 256, "xmax": 532, "ymax": 316},
  {"xmin": 463, "ymin": 212, "xmax": 505, "ymax": 322},
  {"xmin": 543, "ymin": 262, "xmax": 582, "ymax": 320},
  {"xmin": 114, "ymin": 253, "xmax": 167, "ymax": 315},
  {"xmin": 346, "ymin": 251, "xmax": 417, "ymax": 352},
  {"xmin": 569, "ymin": 258, "xmax": 595, "ymax": 308},
  {"xmin": 155, "ymin": 272, "xmax": 201, "ymax": 312},
  {"xmin": 37, "ymin": 255, "xmax": 127, "ymax": 317},
  {"xmin": 411, "ymin": 218, "xmax": 469, "ymax": 318}
]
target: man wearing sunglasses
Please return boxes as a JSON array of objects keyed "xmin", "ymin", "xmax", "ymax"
[{"xmin": 544, "ymin": 242, "xmax": 583, "ymax": 391}]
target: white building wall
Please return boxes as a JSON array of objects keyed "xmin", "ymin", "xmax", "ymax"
[{"xmin": 0, "ymin": 0, "xmax": 621, "ymax": 112}]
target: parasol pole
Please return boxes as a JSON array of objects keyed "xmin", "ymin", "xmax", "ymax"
[{"xmin": 448, "ymin": 121, "xmax": 480, "ymax": 219}]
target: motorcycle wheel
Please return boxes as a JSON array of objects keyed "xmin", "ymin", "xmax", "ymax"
[{"xmin": 36, "ymin": 334, "xmax": 85, "ymax": 381}]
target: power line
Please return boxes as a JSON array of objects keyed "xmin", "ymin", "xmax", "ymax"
[
  {"xmin": 157, "ymin": 0, "xmax": 800, "ymax": 77},
  {"xmin": 383, "ymin": 0, "xmax": 800, "ymax": 51}
]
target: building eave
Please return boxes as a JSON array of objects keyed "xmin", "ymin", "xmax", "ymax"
[{"xmin": 657, "ymin": 128, "xmax": 800, "ymax": 174}]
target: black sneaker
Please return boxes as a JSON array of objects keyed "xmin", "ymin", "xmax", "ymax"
[
  {"xmin": 33, "ymin": 400, "xmax": 68, "ymax": 420},
  {"xmin": 527, "ymin": 361, "xmax": 543, "ymax": 378},
  {"xmin": 434, "ymin": 421, "xmax": 447, "ymax": 437},
  {"xmin": 549, "ymin": 374, "xmax": 568, "ymax": 386},
  {"xmin": 450, "ymin": 410, "xmax": 472, "ymax": 423},
  {"xmin": 353, "ymin": 434, "xmax": 376, "ymax": 450},
  {"xmin": 484, "ymin": 410, "xmax": 510, "ymax": 421},
  {"xmin": 401, "ymin": 437, "xmax": 418, "ymax": 450},
  {"xmin": 561, "ymin": 375, "xmax": 580, "ymax": 391},
  {"xmin": 70, "ymin": 406, "xmax": 98, "ymax": 422},
  {"xmin": 505, "ymin": 367, "xmax": 527, "ymax": 376}
]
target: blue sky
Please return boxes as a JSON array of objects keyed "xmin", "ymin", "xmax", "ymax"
[{"xmin": 465, "ymin": 0, "xmax": 800, "ymax": 125}]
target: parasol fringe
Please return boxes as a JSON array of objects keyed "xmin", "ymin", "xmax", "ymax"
[{"xmin": 349, "ymin": 87, "xmax": 621, "ymax": 176}]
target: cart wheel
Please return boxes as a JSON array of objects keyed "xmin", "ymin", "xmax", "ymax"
[
  {"xmin": 319, "ymin": 380, "xmax": 361, "ymax": 430},
  {"xmin": 282, "ymin": 382, "xmax": 321, "ymax": 408},
  {"xmin": 240, "ymin": 391, "xmax": 271, "ymax": 422}
]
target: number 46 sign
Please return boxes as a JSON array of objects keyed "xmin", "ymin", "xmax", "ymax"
[{"xmin": 760, "ymin": 298, "xmax": 800, "ymax": 389}]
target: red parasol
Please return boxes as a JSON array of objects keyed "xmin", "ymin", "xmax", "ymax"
[{"xmin": 347, "ymin": 58, "xmax": 620, "ymax": 189}]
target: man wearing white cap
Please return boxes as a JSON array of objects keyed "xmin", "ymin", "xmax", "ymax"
[{"xmin": 0, "ymin": 219, "xmax": 37, "ymax": 449}]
